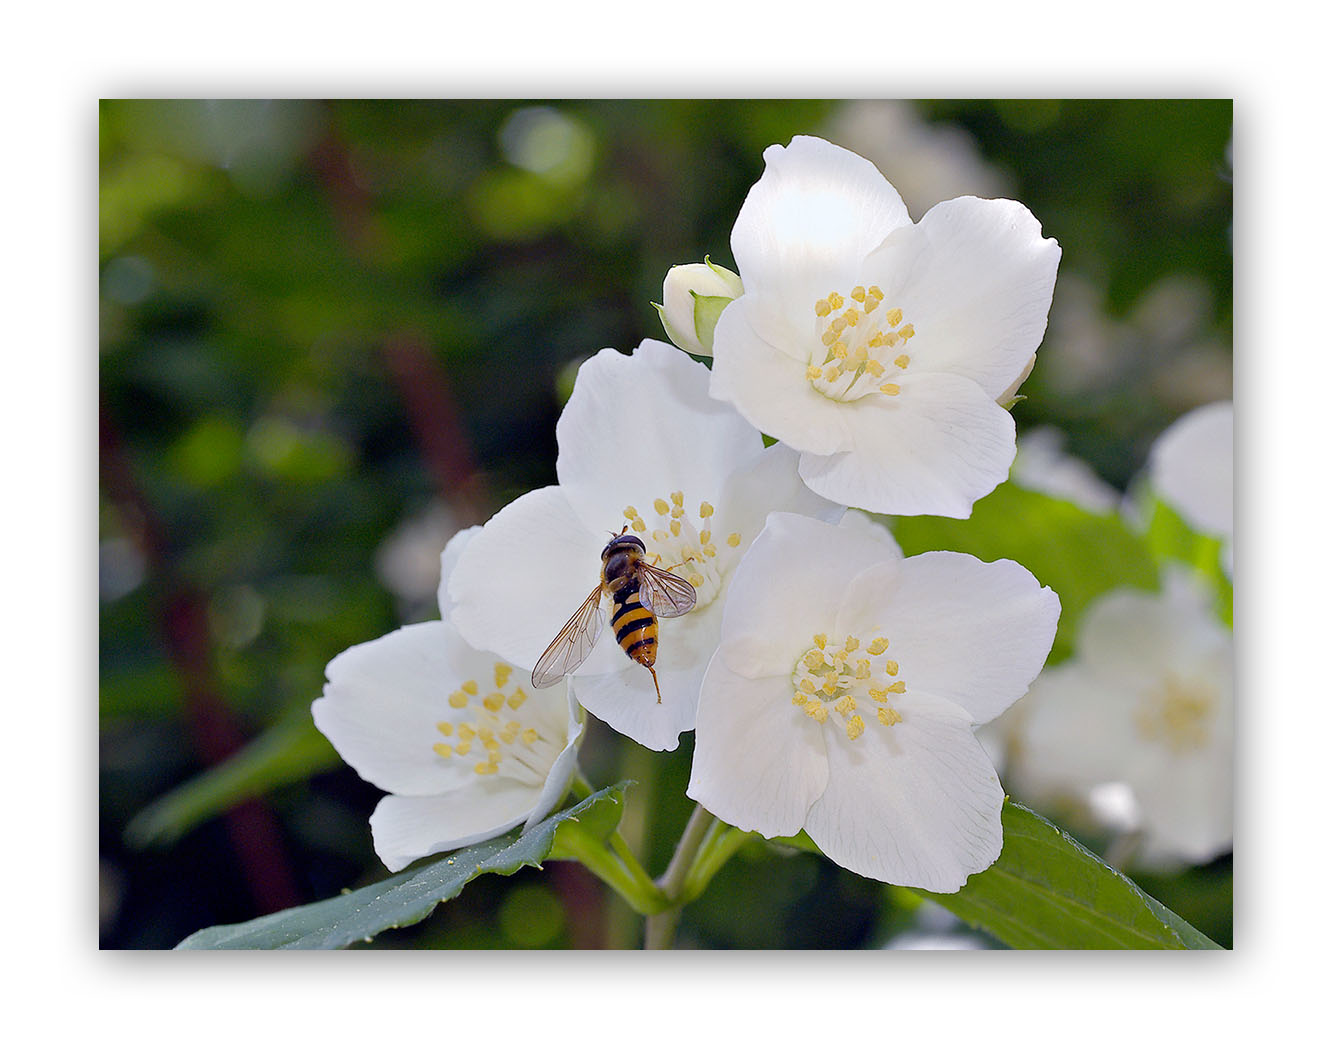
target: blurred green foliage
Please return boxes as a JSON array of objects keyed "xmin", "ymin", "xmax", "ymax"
[{"xmin": 99, "ymin": 99, "xmax": 1231, "ymax": 949}]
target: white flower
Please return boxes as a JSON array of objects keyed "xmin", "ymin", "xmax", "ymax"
[
  {"xmin": 1148, "ymin": 400, "xmax": 1233, "ymax": 573},
  {"xmin": 449, "ymin": 340, "xmax": 841, "ymax": 752},
  {"xmin": 709, "ymin": 135, "xmax": 1061, "ymax": 518},
  {"xmin": 1008, "ymin": 571, "xmax": 1233, "ymax": 866},
  {"xmin": 312, "ymin": 530, "xmax": 583, "ymax": 873},
  {"xmin": 655, "ymin": 259, "xmax": 744, "ymax": 356},
  {"xmin": 687, "ymin": 511, "xmax": 1060, "ymax": 892},
  {"xmin": 1012, "ymin": 426, "xmax": 1121, "ymax": 514}
]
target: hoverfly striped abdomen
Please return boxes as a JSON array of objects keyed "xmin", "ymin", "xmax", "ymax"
[{"xmin": 609, "ymin": 578, "xmax": 658, "ymax": 667}]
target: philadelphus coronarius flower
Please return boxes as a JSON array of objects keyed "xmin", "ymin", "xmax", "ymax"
[
  {"xmin": 449, "ymin": 339, "xmax": 841, "ymax": 752},
  {"xmin": 1008, "ymin": 571, "xmax": 1233, "ymax": 866},
  {"xmin": 708, "ymin": 135, "xmax": 1062, "ymax": 518},
  {"xmin": 312, "ymin": 529, "xmax": 583, "ymax": 872},
  {"xmin": 688, "ymin": 511, "xmax": 1060, "ymax": 892}
]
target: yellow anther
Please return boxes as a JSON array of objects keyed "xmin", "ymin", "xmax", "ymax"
[
  {"xmin": 868, "ymin": 687, "xmax": 887, "ymax": 702},
  {"xmin": 844, "ymin": 635, "xmax": 860, "ymax": 651},
  {"xmin": 633, "ymin": 518, "xmax": 646, "ymax": 533},
  {"xmin": 726, "ymin": 533, "xmax": 741, "ymax": 547},
  {"xmin": 851, "ymin": 285, "xmax": 866, "ymax": 302},
  {"xmin": 670, "ymin": 505, "xmax": 684, "ymax": 518},
  {"xmin": 493, "ymin": 663, "xmax": 512, "ymax": 688},
  {"xmin": 653, "ymin": 498, "xmax": 670, "ymax": 515},
  {"xmin": 703, "ymin": 543, "xmax": 717, "ymax": 558},
  {"xmin": 868, "ymin": 332, "xmax": 884, "ymax": 348},
  {"xmin": 476, "ymin": 726, "xmax": 494, "ymax": 743},
  {"xmin": 482, "ymin": 692, "xmax": 505, "ymax": 712},
  {"xmin": 433, "ymin": 742, "xmax": 453, "ymax": 758},
  {"xmin": 507, "ymin": 688, "xmax": 527, "ymax": 709},
  {"xmin": 435, "ymin": 721, "xmax": 453, "ymax": 735},
  {"xmin": 522, "ymin": 728, "xmax": 539, "ymax": 745},
  {"xmin": 652, "ymin": 529, "xmax": 669, "ymax": 543},
  {"xmin": 456, "ymin": 741, "xmax": 472, "ymax": 756},
  {"xmin": 865, "ymin": 286, "xmax": 884, "ymax": 307},
  {"xmin": 815, "ymin": 298, "xmax": 833, "ymax": 318},
  {"xmin": 883, "ymin": 659, "xmax": 900, "ymax": 676},
  {"xmin": 461, "ymin": 680, "xmax": 479, "ymax": 695},
  {"xmin": 885, "ymin": 680, "xmax": 907, "ymax": 694},
  {"xmin": 813, "ymin": 633, "xmax": 828, "ymax": 649},
  {"xmin": 834, "ymin": 695, "xmax": 857, "ymax": 715},
  {"xmin": 668, "ymin": 492, "xmax": 682, "ymax": 510},
  {"xmin": 845, "ymin": 715, "xmax": 865, "ymax": 741},
  {"xmin": 806, "ymin": 365, "xmax": 823, "ymax": 380},
  {"xmin": 866, "ymin": 359, "xmax": 885, "ymax": 377},
  {"xmin": 830, "ymin": 315, "xmax": 847, "ymax": 334},
  {"xmin": 855, "ymin": 659, "xmax": 872, "ymax": 679},
  {"xmin": 878, "ymin": 706, "xmax": 902, "ymax": 727},
  {"xmin": 670, "ymin": 519, "xmax": 682, "ymax": 536},
  {"xmin": 803, "ymin": 649, "xmax": 826, "ymax": 670},
  {"xmin": 448, "ymin": 690, "xmax": 470, "ymax": 709},
  {"xmin": 821, "ymin": 676, "xmax": 839, "ymax": 696},
  {"xmin": 821, "ymin": 329, "xmax": 838, "ymax": 348},
  {"xmin": 698, "ymin": 529, "xmax": 711, "ymax": 545},
  {"xmin": 898, "ymin": 323, "xmax": 915, "ymax": 340},
  {"xmin": 824, "ymin": 365, "xmax": 842, "ymax": 382},
  {"xmin": 885, "ymin": 307, "xmax": 903, "ymax": 327},
  {"xmin": 894, "ymin": 354, "xmax": 911, "ymax": 370},
  {"xmin": 474, "ymin": 761, "xmax": 498, "ymax": 776},
  {"xmin": 867, "ymin": 637, "xmax": 890, "ymax": 655},
  {"xmin": 499, "ymin": 725, "xmax": 518, "ymax": 744},
  {"xmin": 688, "ymin": 572, "xmax": 705, "ymax": 587},
  {"xmin": 879, "ymin": 383, "xmax": 901, "ymax": 396},
  {"xmin": 804, "ymin": 701, "xmax": 829, "ymax": 723},
  {"xmin": 883, "ymin": 331, "xmax": 901, "ymax": 348},
  {"xmin": 699, "ymin": 501, "xmax": 714, "ymax": 518},
  {"xmin": 798, "ymin": 677, "xmax": 817, "ymax": 694},
  {"xmin": 623, "ymin": 505, "xmax": 638, "ymax": 520},
  {"xmin": 792, "ymin": 693, "xmax": 808, "ymax": 706}
]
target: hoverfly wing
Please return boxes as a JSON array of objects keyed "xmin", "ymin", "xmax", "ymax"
[
  {"xmin": 637, "ymin": 563, "xmax": 697, "ymax": 618},
  {"xmin": 531, "ymin": 584, "xmax": 606, "ymax": 688}
]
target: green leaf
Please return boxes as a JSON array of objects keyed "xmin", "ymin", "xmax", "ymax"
[
  {"xmin": 125, "ymin": 713, "xmax": 341, "ymax": 848},
  {"xmin": 174, "ymin": 784, "xmax": 629, "ymax": 949},
  {"xmin": 1143, "ymin": 495, "xmax": 1232, "ymax": 627},
  {"xmin": 918, "ymin": 801, "xmax": 1223, "ymax": 949},
  {"xmin": 887, "ymin": 482, "xmax": 1159, "ymax": 661}
]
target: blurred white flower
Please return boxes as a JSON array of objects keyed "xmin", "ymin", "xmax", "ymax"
[
  {"xmin": 448, "ymin": 340, "xmax": 840, "ymax": 751},
  {"xmin": 709, "ymin": 135, "xmax": 1061, "ymax": 517},
  {"xmin": 1149, "ymin": 400, "xmax": 1233, "ymax": 573},
  {"xmin": 1008, "ymin": 571, "xmax": 1233, "ymax": 866},
  {"xmin": 687, "ymin": 512, "xmax": 1060, "ymax": 892},
  {"xmin": 1012, "ymin": 426, "xmax": 1121, "ymax": 514},
  {"xmin": 656, "ymin": 258, "xmax": 744, "ymax": 356},
  {"xmin": 824, "ymin": 100, "xmax": 1011, "ymax": 218},
  {"xmin": 313, "ymin": 531, "xmax": 583, "ymax": 873}
]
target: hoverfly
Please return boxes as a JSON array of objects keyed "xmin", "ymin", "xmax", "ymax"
[{"xmin": 531, "ymin": 530, "xmax": 697, "ymax": 703}]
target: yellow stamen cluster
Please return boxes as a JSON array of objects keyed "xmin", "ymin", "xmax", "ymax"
[
  {"xmin": 807, "ymin": 287, "xmax": 916, "ymax": 403},
  {"xmin": 433, "ymin": 661, "xmax": 552, "ymax": 780},
  {"xmin": 623, "ymin": 493, "xmax": 739, "ymax": 605},
  {"xmin": 790, "ymin": 633, "xmax": 905, "ymax": 741},
  {"xmin": 1134, "ymin": 674, "xmax": 1215, "ymax": 753}
]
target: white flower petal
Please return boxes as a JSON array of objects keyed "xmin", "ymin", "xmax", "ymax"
[
  {"xmin": 730, "ymin": 136, "xmax": 911, "ymax": 316},
  {"xmin": 839, "ymin": 551, "xmax": 1060, "ymax": 726},
  {"xmin": 716, "ymin": 511, "xmax": 902, "ymax": 677},
  {"xmin": 370, "ymin": 785, "xmax": 538, "ymax": 872},
  {"xmin": 522, "ymin": 687, "xmax": 586, "ymax": 832},
  {"xmin": 803, "ymin": 691, "xmax": 1004, "ymax": 892},
  {"xmin": 862, "ymin": 195, "xmax": 1061, "ymax": 400},
  {"xmin": 796, "ymin": 371, "xmax": 1017, "ymax": 517},
  {"xmin": 556, "ymin": 340, "xmax": 764, "ymax": 536},
  {"xmin": 435, "ymin": 525, "xmax": 481, "ymax": 619},
  {"xmin": 688, "ymin": 655, "xmax": 829, "ymax": 837},
  {"xmin": 312, "ymin": 622, "xmax": 492, "ymax": 796},
  {"xmin": 448, "ymin": 485, "xmax": 622, "ymax": 677}
]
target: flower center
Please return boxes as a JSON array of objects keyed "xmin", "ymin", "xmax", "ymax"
[
  {"xmin": 805, "ymin": 286, "xmax": 916, "ymax": 403},
  {"xmin": 1134, "ymin": 673, "xmax": 1214, "ymax": 753},
  {"xmin": 432, "ymin": 660, "xmax": 561, "ymax": 784},
  {"xmin": 622, "ymin": 492, "xmax": 741, "ymax": 609},
  {"xmin": 789, "ymin": 632, "xmax": 907, "ymax": 742}
]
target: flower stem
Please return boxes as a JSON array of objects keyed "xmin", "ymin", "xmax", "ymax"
[{"xmin": 644, "ymin": 804, "xmax": 718, "ymax": 949}]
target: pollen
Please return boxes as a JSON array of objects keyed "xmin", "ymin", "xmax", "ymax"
[
  {"xmin": 726, "ymin": 533, "xmax": 741, "ymax": 547},
  {"xmin": 885, "ymin": 307, "xmax": 903, "ymax": 327},
  {"xmin": 448, "ymin": 690, "xmax": 470, "ymax": 709},
  {"xmin": 433, "ymin": 743, "xmax": 453, "ymax": 758},
  {"xmin": 522, "ymin": 728, "xmax": 539, "ymax": 745},
  {"xmin": 894, "ymin": 354, "xmax": 911, "ymax": 370},
  {"xmin": 790, "ymin": 629, "xmax": 908, "ymax": 743},
  {"xmin": 461, "ymin": 680, "xmax": 479, "ymax": 696},
  {"xmin": 507, "ymin": 688, "xmax": 527, "ymax": 709},
  {"xmin": 879, "ymin": 383, "xmax": 901, "ymax": 396},
  {"xmin": 883, "ymin": 659, "xmax": 899, "ymax": 676},
  {"xmin": 845, "ymin": 715, "xmax": 865, "ymax": 741},
  {"xmin": 804, "ymin": 701, "xmax": 829, "ymax": 723},
  {"xmin": 493, "ymin": 662, "xmax": 512, "ymax": 688},
  {"xmin": 877, "ymin": 706, "xmax": 902, "ymax": 727},
  {"xmin": 885, "ymin": 681, "xmax": 906, "ymax": 694},
  {"xmin": 806, "ymin": 365, "xmax": 823, "ymax": 380},
  {"xmin": 482, "ymin": 691, "xmax": 505, "ymax": 712},
  {"xmin": 653, "ymin": 497, "xmax": 670, "ymax": 515},
  {"xmin": 474, "ymin": 761, "xmax": 498, "ymax": 776},
  {"xmin": 623, "ymin": 505, "xmax": 639, "ymax": 520},
  {"xmin": 699, "ymin": 501, "xmax": 714, "ymax": 518},
  {"xmin": 844, "ymin": 635, "xmax": 860, "ymax": 651},
  {"xmin": 807, "ymin": 291, "xmax": 917, "ymax": 404},
  {"xmin": 867, "ymin": 637, "xmax": 890, "ymax": 655},
  {"xmin": 671, "ymin": 491, "xmax": 684, "ymax": 507},
  {"xmin": 435, "ymin": 721, "xmax": 453, "ymax": 735}
]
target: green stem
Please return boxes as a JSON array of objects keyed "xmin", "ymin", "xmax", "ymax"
[{"xmin": 643, "ymin": 804, "xmax": 718, "ymax": 949}]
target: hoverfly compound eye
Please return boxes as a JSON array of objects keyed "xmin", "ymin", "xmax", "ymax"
[{"xmin": 603, "ymin": 534, "xmax": 646, "ymax": 556}]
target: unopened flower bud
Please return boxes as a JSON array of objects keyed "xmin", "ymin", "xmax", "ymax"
[{"xmin": 654, "ymin": 258, "xmax": 743, "ymax": 356}]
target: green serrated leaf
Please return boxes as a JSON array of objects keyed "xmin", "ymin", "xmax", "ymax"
[
  {"xmin": 887, "ymin": 482, "xmax": 1159, "ymax": 661},
  {"xmin": 125, "ymin": 713, "xmax": 341, "ymax": 848},
  {"xmin": 175, "ymin": 783, "xmax": 629, "ymax": 949},
  {"xmin": 919, "ymin": 801, "xmax": 1222, "ymax": 949}
]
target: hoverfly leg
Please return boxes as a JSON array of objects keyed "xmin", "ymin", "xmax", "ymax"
[{"xmin": 648, "ymin": 664, "xmax": 662, "ymax": 705}]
